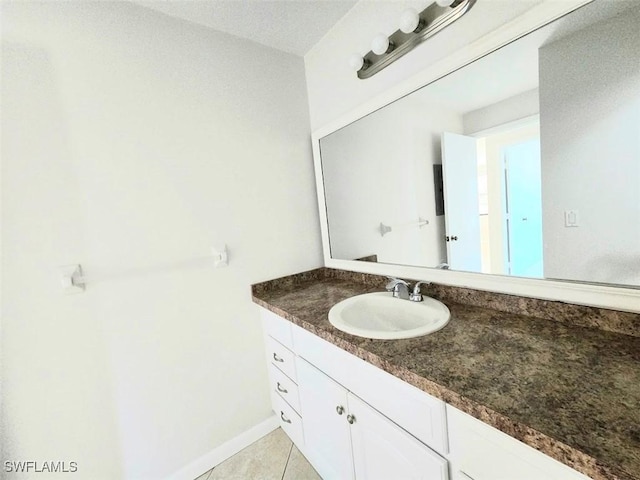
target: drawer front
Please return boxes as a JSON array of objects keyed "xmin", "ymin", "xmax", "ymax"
[
  {"xmin": 266, "ymin": 336, "xmax": 297, "ymax": 381},
  {"xmin": 260, "ymin": 307, "xmax": 294, "ymax": 350},
  {"xmin": 268, "ymin": 363, "xmax": 301, "ymax": 414},
  {"xmin": 273, "ymin": 391, "xmax": 304, "ymax": 448},
  {"xmin": 292, "ymin": 322, "xmax": 352, "ymax": 387},
  {"xmin": 347, "ymin": 352, "xmax": 449, "ymax": 456},
  {"xmin": 293, "ymin": 323, "xmax": 448, "ymax": 455},
  {"xmin": 447, "ymin": 406, "xmax": 591, "ymax": 480}
]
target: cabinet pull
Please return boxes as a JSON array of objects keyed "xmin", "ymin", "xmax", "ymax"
[
  {"xmin": 336, "ymin": 405, "xmax": 345, "ymax": 415},
  {"xmin": 280, "ymin": 411, "xmax": 292, "ymax": 424},
  {"xmin": 459, "ymin": 472, "xmax": 476, "ymax": 480},
  {"xmin": 276, "ymin": 382, "xmax": 288, "ymax": 394},
  {"xmin": 273, "ymin": 353, "xmax": 284, "ymax": 362},
  {"xmin": 347, "ymin": 414, "xmax": 356, "ymax": 424}
]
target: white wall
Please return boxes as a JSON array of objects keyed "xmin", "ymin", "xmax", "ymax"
[
  {"xmin": 463, "ymin": 89, "xmax": 539, "ymax": 135},
  {"xmin": 539, "ymin": 9, "xmax": 640, "ymax": 286},
  {"xmin": 304, "ymin": 0, "xmax": 543, "ymax": 131},
  {"xmin": 1, "ymin": 2, "xmax": 322, "ymax": 478},
  {"xmin": 320, "ymin": 98, "xmax": 462, "ymax": 266}
]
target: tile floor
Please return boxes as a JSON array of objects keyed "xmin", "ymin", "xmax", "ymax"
[{"xmin": 194, "ymin": 428, "xmax": 321, "ymax": 480}]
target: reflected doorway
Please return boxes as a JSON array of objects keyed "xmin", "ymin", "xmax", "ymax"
[
  {"xmin": 442, "ymin": 116, "xmax": 544, "ymax": 279},
  {"xmin": 476, "ymin": 117, "xmax": 543, "ymax": 278},
  {"xmin": 502, "ymin": 138, "xmax": 543, "ymax": 277}
]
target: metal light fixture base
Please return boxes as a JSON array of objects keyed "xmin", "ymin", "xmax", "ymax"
[{"xmin": 357, "ymin": 0, "xmax": 476, "ymax": 79}]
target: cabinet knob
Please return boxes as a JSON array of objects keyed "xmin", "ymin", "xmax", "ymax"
[
  {"xmin": 280, "ymin": 411, "xmax": 292, "ymax": 424},
  {"xmin": 273, "ymin": 353, "xmax": 284, "ymax": 363},
  {"xmin": 276, "ymin": 382, "xmax": 288, "ymax": 394},
  {"xmin": 336, "ymin": 405, "xmax": 345, "ymax": 415},
  {"xmin": 347, "ymin": 414, "xmax": 356, "ymax": 424}
]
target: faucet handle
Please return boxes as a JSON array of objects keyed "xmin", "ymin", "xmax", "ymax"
[{"xmin": 410, "ymin": 281, "xmax": 430, "ymax": 302}]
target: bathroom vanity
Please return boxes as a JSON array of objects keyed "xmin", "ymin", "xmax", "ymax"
[
  {"xmin": 252, "ymin": 268, "xmax": 639, "ymax": 480},
  {"xmin": 257, "ymin": 3, "xmax": 640, "ymax": 477}
]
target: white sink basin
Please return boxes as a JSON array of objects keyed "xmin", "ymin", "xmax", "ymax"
[{"xmin": 328, "ymin": 292, "xmax": 450, "ymax": 340}]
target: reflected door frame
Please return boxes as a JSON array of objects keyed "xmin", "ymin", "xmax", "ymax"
[{"xmin": 471, "ymin": 116, "xmax": 541, "ymax": 276}]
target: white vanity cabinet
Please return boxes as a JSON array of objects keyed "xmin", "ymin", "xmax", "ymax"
[
  {"xmin": 447, "ymin": 406, "xmax": 591, "ymax": 480},
  {"xmin": 292, "ymin": 318, "xmax": 449, "ymax": 457},
  {"xmin": 259, "ymin": 306, "xmax": 592, "ymax": 480},
  {"xmin": 298, "ymin": 358, "xmax": 449, "ymax": 480},
  {"xmin": 292, "ymin": 318, "xmax": 450, "ymax": 480}
]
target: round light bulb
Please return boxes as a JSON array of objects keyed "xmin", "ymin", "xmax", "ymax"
[
  {"xmin": 349, "ymin": 53, "xmax": 365, "ymax": 71},
  {"xmin": 371, "ymin": 33, "xmax": 391, "ymax": 55},
  {"xmin": 436, "ymin": 0, "xmax": 455, "ymax": 7},
  {"xmin": 399, "ymin": 8, "xmax": 421, "ymax": 34}
]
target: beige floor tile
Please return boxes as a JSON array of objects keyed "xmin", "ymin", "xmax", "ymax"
[
  {"xmin": 208, "ymin": 428, "xmax": 292, "ymax": 480},
  {"xmin": 282, "ymin": 445, "xmax": 322, "ymax": 480},
  {"xmin": 194, "ymin": 469, "xmax": 212, "ymax": 480}
]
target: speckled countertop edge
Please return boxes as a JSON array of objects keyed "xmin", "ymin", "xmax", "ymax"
[{"xmin": 252, "ymin": 268, "xmax": 640, "ymax": 480}]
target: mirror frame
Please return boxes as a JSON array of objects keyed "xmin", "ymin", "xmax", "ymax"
[{"xmin": 311, "ymin": 0, "xmax": 640, "ymax": 314}]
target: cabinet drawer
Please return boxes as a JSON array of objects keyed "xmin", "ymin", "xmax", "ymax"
[
  {"xmin": 273, "ymin": 391, "xmax": 304, "ymax": 448},
  {"xmin": 266, "ymin": 336, "xmax": 297, "ymax": 382},
  {"xmin": 260, "ymin": 307, "xmax": 294, "ymax": 350},
  {"xmin": 268, "ymin": 363, "xmax": 301, "ymax": 414},
  {"xmin": 447, "ymin": 406, "xmax": 591, "ymax": 480},
  {"xmin": 292, "ymin": 322, "xmax": 352, "ymax": 386},
  {"xmin": 293, "ymin": 323, "xmax": 448, "ymax": 455}
]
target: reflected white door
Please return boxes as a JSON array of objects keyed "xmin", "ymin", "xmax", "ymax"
[{"xmin": 441, "ymin": 132, "xmax": 482, "ymax": 272}]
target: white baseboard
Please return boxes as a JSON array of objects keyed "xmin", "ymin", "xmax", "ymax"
[{"xmin": 166, "ymin": 415, "xmax": 279, "ymax": 480}]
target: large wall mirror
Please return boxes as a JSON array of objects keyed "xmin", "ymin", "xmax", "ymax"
[{"xmin": 316, "ymin": 0, "xmax": 639, "ymax": 300}]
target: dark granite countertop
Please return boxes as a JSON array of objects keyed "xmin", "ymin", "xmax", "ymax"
[{"xmin": 252, "ymin": 268, "xmax": 640, "ymax": 480}]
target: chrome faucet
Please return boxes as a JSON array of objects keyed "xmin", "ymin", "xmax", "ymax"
[
  {"xmin": 385, "ymin": 277, "xmax": 410, "ymax": 300},
  {"xmin": 385, "ymin": 277, "xmax": 431, "ymax": 302}
]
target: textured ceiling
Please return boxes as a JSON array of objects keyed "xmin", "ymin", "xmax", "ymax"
[{"xmin": 130, "ymin": 0, "xmax": 359, "ymax": 56}]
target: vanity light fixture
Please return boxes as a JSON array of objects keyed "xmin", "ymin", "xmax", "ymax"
[
  {"xmin": 349, "ymin": 53, "xmax": 367, "ymax": 71},
  {"xmin": 399, "ymin": 8, "xmax": 424, "ymax": 34},
  {"xmin": 371, "ymin": 33, "xmax": 394, "ymax": 55},
  {"xmin": 351, "ymin": 0, "xmax": 476, "ymax": 79}
]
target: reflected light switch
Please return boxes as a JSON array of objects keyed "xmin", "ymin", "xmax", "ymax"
[{"xmin": 564, "ymin": 210, "xmax": 579, "ymax": 227}]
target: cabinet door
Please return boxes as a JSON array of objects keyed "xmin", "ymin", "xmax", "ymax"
[
  {"xmin": 293, "ymin": 321, "xmax": 448, "ymax": 455},
  {"xmin": 298, "ymin": 358, "xmax": 355, "ymax": 480},
  {"xmin": 349, "ymin": 394, "xmax": 449, "ymax": 480},
  {"xmin": 447, "ymin": 406, "xmax": 591, "ymax": 480}
]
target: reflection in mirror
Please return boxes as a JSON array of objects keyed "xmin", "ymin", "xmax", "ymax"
[{"xmin": 319, "ymin": 0, "xmax": 640, "ymax": 288}]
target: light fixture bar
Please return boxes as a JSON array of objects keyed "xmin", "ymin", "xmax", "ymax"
[{"xmin": 357, "ymin": 0, "xmax": 477, "ymax": 79}]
